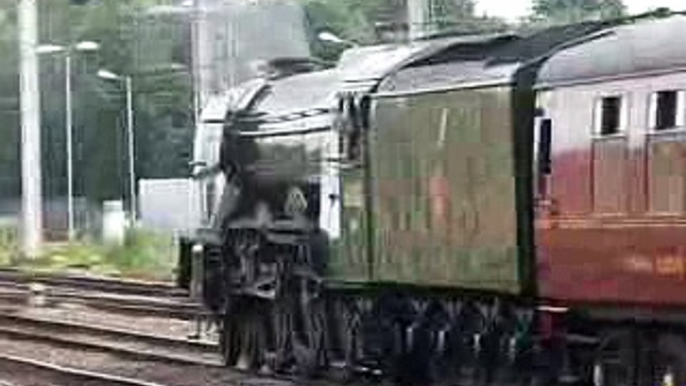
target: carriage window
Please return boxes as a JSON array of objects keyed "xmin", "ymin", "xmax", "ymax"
[
  {"xmin": 599, "ymin": 96, "xmax": 622, "ymax": 136},
  {"xmin": 652, "ymin": 90, "xmax": 684, "ymax": 130}
]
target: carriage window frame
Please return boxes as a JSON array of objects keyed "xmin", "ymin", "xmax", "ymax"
[
  {"xmin": 594, "ymin": 95, "xmax": 626, "ymax": 137},
  {"xmin": 649, "ymin": 90, "xmax": 686, "ymax": 132}
]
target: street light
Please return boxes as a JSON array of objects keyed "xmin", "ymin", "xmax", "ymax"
[
  {"xmin": 96, "ymin": 69, "xmax": 121, "ymax": 81},
  {"xmin": 36, "ymin": 44, "xmax": 65, "ymax": 54},
  {"xmin": 317, "ymin": 31, "xmax": 358, "ymax": 47},
  {"xmin": 37, "ymin": 40, "xmax": 100, "ymax": 241},
  {"xmin": 97, "ymin": 69, "xmax": 137, "ymax": 224},
  {"xmin": 74, "ymin": 41, "xmax": 100, "ymax": 51}
]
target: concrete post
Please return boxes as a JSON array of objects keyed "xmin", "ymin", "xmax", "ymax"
[
  {"xmin": 189, "ymin": 243, "xmax": 205, "ymax": 339},
  {"xmin": 18, "ymin": 0, "xmax": 43, "ymax": 257}
]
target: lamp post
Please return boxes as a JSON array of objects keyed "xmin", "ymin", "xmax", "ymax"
[
  {"xmin": 18, "ymin": 0, "xmax": 42, "ymax": 257},
  {"xmin": 97, "ymin": 69, "xmax": 137, "ymax": 223},
  {"xmin": 317, "ymin": 31, "xmax": 358, "ymax": 47},
  {"xmin": 37, "ymin": 41, "xmax": 100, "ymax": 241}
]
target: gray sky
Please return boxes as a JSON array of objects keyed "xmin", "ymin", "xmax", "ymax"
[{"xmin": 476, "ymin": 0, "xmax": 685, "ymax": 21}]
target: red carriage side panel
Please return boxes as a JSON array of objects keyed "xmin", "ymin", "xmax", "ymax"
[{"xmin": 536, "ymin": 73, "xmax": 686, "ymax": 308}]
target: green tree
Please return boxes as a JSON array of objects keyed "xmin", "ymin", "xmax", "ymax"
[
  {"xmin": 530, "ymin": 0, "xmax": 626, "ymax": 25},
  {"xmin": 429, "ymin": 0, "xmax": 508, "ymax": 36},
  {"xmin": 0, "ymin": 0, "xmax": 193, "ymax": 226},
  {"xmin": 302, "ymin": 0, "xmax": 508, "ymax": 61},
  {"xmin": 302, "ymin": 0, "xmax": 397, "ymax": 61},
  {"xmin": 0, "ymin": 0, "xmax": 20, "ymax": 199}
]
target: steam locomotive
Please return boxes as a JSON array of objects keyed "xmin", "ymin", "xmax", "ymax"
[{"xmin": 183, "ymin": 12, "xmax": 686, "ymax": 386}]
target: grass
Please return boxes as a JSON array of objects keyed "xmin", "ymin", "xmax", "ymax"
[
  {"xmin": 0, "ymin": 224, "xmax": 19, "ymax": 267},
  {"xmin": 0, "ymin": 226, "xmax": 177, "ymax": 282}
]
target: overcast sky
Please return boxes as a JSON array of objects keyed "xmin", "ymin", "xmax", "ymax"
[{"xmin": 476, "ymin": 0, "xmax": 685, "ymax": 21}]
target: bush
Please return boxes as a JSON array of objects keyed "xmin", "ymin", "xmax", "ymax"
[
  {"xmin": 103, "ymin": 228, "xmax": 177, "ymax": 280},
  {"xmin": 0, "ymin": 224, "xmax": 19, "ymax": 267},
  {"xmin": 10, "ymin": 228, "xmax": 177, "ymax": 282}
]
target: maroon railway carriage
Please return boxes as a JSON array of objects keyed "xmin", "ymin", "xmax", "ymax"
[
  {"xmin": 534, "ymin": 15, "xmax": 686, "ymax": 386},
  {"xmin": 536, "ymin": 15, "xmax": 686, "ymax": 307}
]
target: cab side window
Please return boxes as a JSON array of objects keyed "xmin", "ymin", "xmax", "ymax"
[{"xmin": 340, "ymin": 95, "xmax": 371, "ymax": 162}]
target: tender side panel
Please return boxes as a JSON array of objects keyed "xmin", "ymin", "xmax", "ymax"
[
  {"xmin": 537, "ymin": 72, "xmax": 686, "ymax": 307},
  {"xmin": 370, "ymin": 87, "xmax": 521, "ymax": 292}
]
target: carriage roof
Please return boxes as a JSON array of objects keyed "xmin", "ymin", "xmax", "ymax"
[
  {"xmin": 374, "ymin": 20, "xmax": 612, "ymax": 94},
  {"xmin": 537, "ymin": 15, "xmax": 686, "ymax": 88}
]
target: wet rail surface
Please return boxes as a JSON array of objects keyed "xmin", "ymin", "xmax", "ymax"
[
  {"xmin": 0, "ymin": 301, "xmax": 296, "ymax": 386},
  {"xmin": 0, "ymin": 353, "xmax": 170, "ymax": 386},
  {"xmin": 0, "ymin": 270, "xmax": 368, "ymax": 386},
  {"xmin": 0, "ymin": 320, "xmax": 354, "ymax": 386},
  {"xmin": 0, "ymin": 312, "xmax": 218, "ymax": 364},
  {"xmin": 0, "ymin": 268, "xmax": 183, "ymax": 297},
  {"xmin": 0, "ymin": 333, "xmax": 261, "ymax": 386},
  {"xmin": 0, "ymin": 272, "xmax": 207, "ymax": 320}
]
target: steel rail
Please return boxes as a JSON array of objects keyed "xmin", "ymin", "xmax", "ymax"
[
  {"xmin": 0, "ymin": 285, "xmax": 207, "ymax": 320},
  {"xmin": 0, "ymin": 268, "xmax": 183, "ymax": 297},
  {"xmin": 0, "ymin": 353, "xmax": 169, "ymax": 386},
  {"xmin": 49, "ymin": 291, "xmax": 207, "ymax": 320},
  {"xmin": 0, "ymin": 316, "xmax": 367, "ymax": 386},
  {"xmin": 0, "ymin": 313, "xmax": 216, "ymax": 353},
  {"xmin": 0, "ymin": 324, "xmax": 220, "ymax": 367}
]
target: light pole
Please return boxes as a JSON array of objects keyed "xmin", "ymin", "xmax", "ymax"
[
  {"xmin": 18, "ymin": 0, "xmax": 42, "ymax": 257},
  {"xmin": 36, "ymin": 41, "xmax": 100, "ymax": 241},
  {"xmin": 317, "ymin": 31, "xmax": 359, "ymax": 47},
  {"xmin": 97, "ymin": 69, "xmax": 137, "ymax": 223}
]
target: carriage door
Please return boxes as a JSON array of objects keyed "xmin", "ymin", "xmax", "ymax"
[
  {"xmin": 647, "ymin": 90, "xmax": 686, "ymax": 214},
  {"xmin": 592, "ymin": 95, "xmax": 629, "ymax": 215}
]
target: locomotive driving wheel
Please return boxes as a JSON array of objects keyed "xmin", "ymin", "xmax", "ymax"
[
  {"xmin": 324, "ymin": 296, "xmax": 363, "ymax": 381},
  {"xmin": 221, "ymin": 295, "xmax": 273, "ymax": 371},
  {"xmin": 220, "ymin": 230, "xmax": 273, "ymax": 371},
  {"xmin": 294, "ymin": 281, "xmax": 328, "ymax": 376},
  {"xmin": 220, "ymin": 295, "xmax": 240, "ymax": 367},
  {"xmin": 272, "ymin": 244, "xmax": 328, "ymax": 377}
]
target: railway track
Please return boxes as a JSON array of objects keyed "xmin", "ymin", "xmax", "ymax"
[
  {"xmin": 0, "ymin": 334, "xmax": 257, "ymax": 386},
  {"xmin": 0, "ymin": 308, "xmax": 364, "ymax": 386},
  {"xmin": 0, "ymin": 312, "xmax": 218, "ymax": 364},
  {"xmin": 0, "ymin": 353, "xmax": 169, "ymax": 386},
  {"xmin": 0, "ymin": 287, "xmax": 206, "ymax": 320},
  {"xmin": 0, "ymin": 270, "xmax": 207, "ymax": 320},
  {"xmin": 0, "ymin": 268, "xmax": 183, "ymax": 297},
  {"xmin": 0, "ymin": 314, "xmax": 341, "ymax": 386},
  {"xmin": 0, "ymin": 270, "xmax": 363, "ymax": 386}
]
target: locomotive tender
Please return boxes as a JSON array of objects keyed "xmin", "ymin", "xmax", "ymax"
[{"xmin": 186, "ymin": 13, "xmax": 686, "ymax": 386}]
